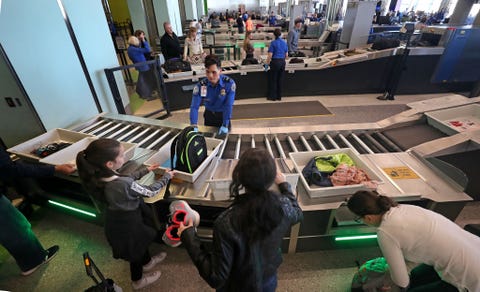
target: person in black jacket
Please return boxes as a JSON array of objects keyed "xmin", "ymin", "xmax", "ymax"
[
  {"xmin": 160, "ymin": 21, "xmax": 182, "ymax": 60},
  {"xmin": 179, "ymin": 148, "xmax": 303, "ymax": 291},
  {"xmin": 0, "ymin": 147, "xmax": 75, "ymax": 276}
]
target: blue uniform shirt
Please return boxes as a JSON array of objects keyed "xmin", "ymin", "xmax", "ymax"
[
  {"xmin": 190, "ymin": 75, "xmax": 236, "ymax": 127},
  {"xmin": 268, "ymin": 38, "xmax": 288, "ymax": 59}
]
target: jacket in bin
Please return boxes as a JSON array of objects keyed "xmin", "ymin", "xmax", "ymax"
[{"xmin": 190, "ymin": 75, "xmax": 236, "ymax": 128}]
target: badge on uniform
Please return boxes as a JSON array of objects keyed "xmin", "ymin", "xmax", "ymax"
[
  {"xmin": 201, "ymin": 86, "xmax": 207, "ymax": 97},
  {"xmin": 193, "ymin": 85, "xmax": 199, "ymax": 95},
  {"xmin": 220, "ymin": 88, "xmax": 226, "ymax": 96}
]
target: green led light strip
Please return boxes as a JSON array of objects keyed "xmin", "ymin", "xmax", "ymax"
[
  {"xmin": 48, "ymin": 200, "xmax": 96, "ymax": 218},
  {"xmin": 335, "ymin": 234, "xmax": 377, "ymax": 241}
]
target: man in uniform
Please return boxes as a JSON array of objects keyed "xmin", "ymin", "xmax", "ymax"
[{"xmin": 190, "ymin": 54, "xmax": 236, "ymax": 136}]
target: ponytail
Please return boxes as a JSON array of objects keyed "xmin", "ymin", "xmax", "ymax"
[
  {"xmin": 347, "ymin": 190, "xmax": 397, "ymax": 217},
  {"xmin": 75, "ymin": 138, "xmax": 121, "ymax": 203}
]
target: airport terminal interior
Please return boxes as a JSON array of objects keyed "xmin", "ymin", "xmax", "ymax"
[{"xmin": 1, "ymin": 0, "xmax": 480, "ymax": 291}]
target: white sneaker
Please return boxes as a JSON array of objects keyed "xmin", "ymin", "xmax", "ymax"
[
  {"xmin": 132, "ymin": 271, "xmax": 161, "ymax": 290},
  {"xmin": 143, "ymin": 251, "xmax": 167, "ymax": 272}
]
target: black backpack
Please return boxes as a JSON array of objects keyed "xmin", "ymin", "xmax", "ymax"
[{"xmin": 170, "ymin": 126, "xmax": 207, "ymax": 173}]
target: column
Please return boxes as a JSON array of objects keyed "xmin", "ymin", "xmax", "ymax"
[
  {"xmin": 184, "ymin": 0, "xmax": 198, "ymax": 21},
  {"xmin": 152, "ymin": 0, "xmax": 183, "ymax": 36},
  {"xmin": 448, "ymin": 0, "xmax": 474, "ymax": 25}
]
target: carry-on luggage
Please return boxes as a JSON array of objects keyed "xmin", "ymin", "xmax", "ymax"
[{"xmin": 83, "ymin": 252, "xmax": 122, "ymax": 292}]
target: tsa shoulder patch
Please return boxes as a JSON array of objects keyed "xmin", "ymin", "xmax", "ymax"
[
  {"xmin": 193, "ymin": 85, "xmax": 199, "ymax": 95},
  {"xmin": 231, "ymin": 82, "xmax": 236, "ymax": 92}
]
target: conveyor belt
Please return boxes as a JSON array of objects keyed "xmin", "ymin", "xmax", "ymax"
[{"xmin": 75, "ymin": 117, "xmax": 418, "ymax": 158}]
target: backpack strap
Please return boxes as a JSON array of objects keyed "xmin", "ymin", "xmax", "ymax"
[{"xmin": 164, "ymin": 135, "xmax": 179, "ymax": 199}]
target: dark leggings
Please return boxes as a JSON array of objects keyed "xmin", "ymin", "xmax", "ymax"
[
  {"xmin": 130, "ymin": 251, "xmax": 151, "ymax": 281},
  {"xmin": 408, "ymin": 264, "xmax": 458, "ymax": 292}
]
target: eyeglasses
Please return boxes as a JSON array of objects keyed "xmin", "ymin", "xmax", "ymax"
[{"xmin": 354, "ymin": 215, "xmax": 363, "ymax": 223}]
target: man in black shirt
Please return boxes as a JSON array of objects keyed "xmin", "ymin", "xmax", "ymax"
[{"xmin": 160, "ymin": 21, "xmax": 182, "ymax": 60}]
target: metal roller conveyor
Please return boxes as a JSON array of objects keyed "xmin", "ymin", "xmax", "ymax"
[
  {"xmin": 144, "ymin": 130, "xmax": 172, "ymax": 150},
  {"xmin": 127, "ymin": 128, "xmax": 151, "ymax": 143},
  {"xmin": 116, "ymin": 126, "xmax": 143, "ymax": 141},
  {"xmin": 338, "ymin": 133, "xmax": 359, "ymax": 155},
  {"xmin": 90, "ymin": 121, "xmax": 114, "ymax": 136},
  {"xmin": 106, "ymin": 124, "xmax": 132, "ymax": 139},
  {"xmin": 273, "ymin": 136, "xmax": 285, "ymax": 159},
  {"xmin": 234, "ymin": 135, "xmax": 242, "ymax": 159},
  {"xmin": 362, "ymin": 132, "xmax": 389, "ymax": 153},
  {"xmin": 325, "ymin": 134, "xmax": 339, "ymax": 149},
  {"xmin": 372, "ymin": 132, "xmax": 403, "ymax": 153},
  {"xmin": 96, "ymin": 123, "xmax": 123, "ymax": 138},
  {"xmin": 137, "ymin": 129, "xmax": 161, "ymax": 147},
  {"xmin": 287, "ymin": 136, "xmax": 298, "ymax": 153},
  {"xmin": 265, "ymin": 135, "xmax": 275, "ymax": 158},
  {"xmin": 312, "ymin": 134, "xmax": 327, "ymax": 150},
  {"xmin": 350, "ymin": 133, "xmax": 374, "ymax": 154},
  {"xmin": 299, "ymin": 135, "xmax": 313, "ymax": 152},
  {"xmin": 78, "ymin": 119, "xmax": 105, "ymax": 133},
  {"xmin": 251, "ymin": 135, "xmax": 255, "ymax": 148}
]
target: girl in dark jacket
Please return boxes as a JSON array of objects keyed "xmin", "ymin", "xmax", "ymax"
[
  {"xmin": 76, "ymin": 138, "xmax": 174, "ymax": 290},
  {"xmin": 179, "ymin": 148, "xmax": 303, "ymax": 291}
]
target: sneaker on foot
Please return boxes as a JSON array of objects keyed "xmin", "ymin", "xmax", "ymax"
[
  {"xmin": 21, "ymin": 245, "xmax": 59, "ymax": 276},
  {"xmin": 162, "ymin": 225, "xmax": 182, "ymax": 247},
  {"xmin": 132, "ymin": 271, "xmax": 161, "ymax": 290},
  {"xmin": 169, "ymin": 200, "xmax": 200, "ymax": 227},
  {"xmin": 143, "ymin": 251, "xmax": 167, "ymax": 272}
]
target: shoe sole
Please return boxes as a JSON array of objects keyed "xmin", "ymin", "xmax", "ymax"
[{"xmin": 169, "ymin": 200, "xmax": 200, "ymax": 227}]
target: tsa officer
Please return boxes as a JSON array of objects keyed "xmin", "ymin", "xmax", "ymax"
[{"xmin": 190, "ymin": 54, "xmax": 236, "ymax": 136}]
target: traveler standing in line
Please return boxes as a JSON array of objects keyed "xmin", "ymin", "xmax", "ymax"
[
  {"xmin": 347, "ymin": 190, "xmax": 480, "ymax": 292},
  {"xmin": 178, "ymin": 148, "xmax": 303, "ymax": 291},
  {"xmin": 287, "ymin": 18, "xmax": 303, "ymax": 57},
  {"xmin": 265, "ymin": 28, "xmax": 288, "ymax": 101},
  {"xmin": 127, "ymin": 35, "xmax": 157, "ymax": 100},
  {"xmin": 236, "ymin": 14, "xmax": 245, "ymax": 34},
  {"xmin": 183, "ymin": 26, "xmax": 205, "ymax": 65},
  {"xmin": 0, "ymin": 147, "xmax": 75, "ymax": 276},
  {"xmin": 243, "ymin": 31, "xmax": 255, "ymax": 60},
  {"xmin": 134, "ymin": 29, "xmax": 154, "ymax": 60},
  {"xmin": 76, "ymin": 138, "xmax": 175, "ymax": 290},
  {"xmin": 160, "ymin": 22, "xmax": 182, "ymax": 60},
  {"xmin": 268, "ymin": 11, "xmax": 277, "ymax": 27},
  {"xmin": 245, "ymin": 16, "xmax": 254, "ymax": 33},
  {"xmin": 189, "ymin": 54, "xmax": 236, "ymax": 136}
]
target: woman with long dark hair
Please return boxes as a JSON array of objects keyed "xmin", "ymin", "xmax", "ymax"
[
  {"xmin": 347, "ymin": 190, "xmax": 480, "ymax": 292},
  {"xmin": 179, "ymin": 148, "xmax": 303, "ymax": 291},
  {"xmin": 76, "ymin": 138, "xmax": 174, "ymax": 290}
]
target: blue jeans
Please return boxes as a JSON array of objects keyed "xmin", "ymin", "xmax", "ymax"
[{"xmin": 0, "ymin": 195, "xmax": 47, "ymax": 272}]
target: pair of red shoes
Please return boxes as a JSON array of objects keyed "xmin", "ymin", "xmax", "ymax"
[{"xmin": 162, "ymin": 200, "xmax": 200, "ymax": 247}]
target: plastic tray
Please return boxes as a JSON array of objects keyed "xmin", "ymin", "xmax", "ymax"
[
  {"xmin": 208, "ymin": 172, "xmax": 300, "ymax": 201},
  {"xmin": 7, "ymin": 128, "xmax": 93, "ymax": 161},
  {"xmin": 144, "ymin": 136, "xmax": 223, "ymax": 183},
  {"xmin": 40, "ymin": 137, "xmax": 136, "ymax": 166},
  {"xmin": 289, "ymin": 148, "xmax": 383, "ymax": 198},
  {"xmin": 425, "ymin": 104, "xmax": 480, "ymax": 135}
]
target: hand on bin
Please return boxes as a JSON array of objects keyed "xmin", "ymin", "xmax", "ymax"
[
  {"xmin": 218, "ymin": 126, "xmax": 229, "ymax": 135},
  {"xmin": 193, "ymin": 127, "xmax": 199, "ymax": 132}
]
